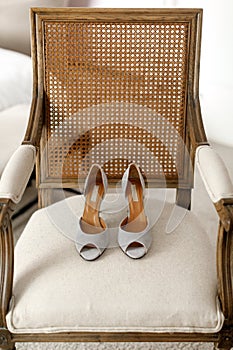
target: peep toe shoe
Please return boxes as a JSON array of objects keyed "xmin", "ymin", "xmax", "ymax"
[
  {"xmin": 118, "ymin": 163, "xmax": 152, "ymax": 259},
  {"xmin": 75, "ymin": 164, "xmax": 109, "ymax": 261}
]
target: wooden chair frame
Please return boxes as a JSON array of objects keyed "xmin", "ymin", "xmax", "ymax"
[{"xmin": 0, "ymin": 8, "xmax": 232, "ymax": 350}]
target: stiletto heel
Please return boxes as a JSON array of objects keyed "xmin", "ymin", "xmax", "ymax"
[
  {"xmin": 118, "ymin": 163, "xmax": 152, "ymax": 259},
  {"xmin": 75, "ymin": 164, "xmax": 108, "ymax": 261}
]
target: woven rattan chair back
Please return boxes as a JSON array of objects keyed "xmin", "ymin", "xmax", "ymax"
[{"xmin": 27, "ymin": 8, "xmax": 206, "ymax": 207}]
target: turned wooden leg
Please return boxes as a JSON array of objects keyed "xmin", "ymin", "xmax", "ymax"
[
  {"xmin": 0, "ymin": 343, "xmax": 15, "ymax": 350},
  {"xmin": 214, "ymin": 344, "xmax": 232, "ymax": 350},
  {"xmin": 0, "ymin": 329, "xmax": 15, "ymax": 350},
  {"xmin": 214, "ymin": 329, "xmax": 233, "ymax": 349}
]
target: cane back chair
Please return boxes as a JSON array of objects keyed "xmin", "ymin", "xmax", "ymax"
[{"xmin": 0, "ymin": 7, "xmax": 233, "ymax": 350}]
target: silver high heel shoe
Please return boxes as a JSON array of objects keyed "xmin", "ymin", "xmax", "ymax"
[
  {"xmin": 75, "ymin": 164, "xmax": 109, "ymax": 261},
  {"xmin": 118, "ymin": 163, "xmax": 152, "ymax": 259}
]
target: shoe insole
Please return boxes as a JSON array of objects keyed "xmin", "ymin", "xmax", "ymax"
[{"xmin": 81, "ymin": 182, "xmax": 106, "ymax": 234}]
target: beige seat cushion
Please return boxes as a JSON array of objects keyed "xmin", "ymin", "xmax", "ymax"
[{"xmin": 7, "ymin": 193, "xmax": 224, "ymax": 334}]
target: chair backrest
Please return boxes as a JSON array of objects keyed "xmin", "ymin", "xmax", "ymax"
[{"xmin": 26, "ymin": 8, "xmax": 206, "ymax": 207}]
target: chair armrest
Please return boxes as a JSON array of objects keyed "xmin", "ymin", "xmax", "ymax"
[
  {"xmin": 0, "ymin": 145, "xmax": 36, "ymax": 204},
  {"xmin": 0, "ymin": 144, "xmax": 35, "ymax": 328},
  {"xmin": 196, "ymin": 145, "xmax": 233, "ymax": 322},
  {"xmin": 196, "ymin": 145, "xmax": 233, "ymax": 203}
]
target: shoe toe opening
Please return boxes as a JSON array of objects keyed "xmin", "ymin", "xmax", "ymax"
[
  {"xmin": 126, "ymin": 242, "xmax": 146, "ymax": 259},
  {"xmin": 80, "ymin": 244, "xmax": 100, "ymax": 261}
]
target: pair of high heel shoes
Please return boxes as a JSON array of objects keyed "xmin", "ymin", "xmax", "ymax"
[{"xmin": 76, "ymin": 163, "xmax": 152, "ymax": 261}]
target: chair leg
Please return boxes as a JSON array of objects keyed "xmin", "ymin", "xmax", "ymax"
[
  {"xmin": 176, "ymin": 188, "xmax": 191, "ymax": 210},
  {"xmin": 214, "ymin": 344, "xmax": 232, "ymax": 350},
  {"xmin": 214, "ymin": 326, "xmax": 233, "ymax": 350},
  {"xmin": 0, "ymin": 344, "xmax": 15, "ymax": 349},
  {"xmin": 0, "ymin": 329, "xmax": 15, "ymax": 350}
]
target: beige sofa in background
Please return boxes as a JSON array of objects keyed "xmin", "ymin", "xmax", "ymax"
[
  {"xmin": 0, "ymin": 1, "xmax": 75, "ymax": 222},
  {"xmin": 0, "ymin": 0, "xmax": 68, "ymax": 55},
  {"xmin": 0, "ymin": 1, "xmax": 70, "ymax": 177}
]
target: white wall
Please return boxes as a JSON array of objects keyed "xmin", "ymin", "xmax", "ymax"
[
  {"xmin": 80, "ymin": 0, "xmax": 165, "ymax": 7},
  {"xmin": 176, "ymin": 0, "xmax": 233, "ymax": 146},
  {"xmin": 72, "ymin": 0, "xmax": 233, "ymax": 146}
]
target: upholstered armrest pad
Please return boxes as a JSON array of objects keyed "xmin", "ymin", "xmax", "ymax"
[
  {"xmin": 0, "ymin": 145, "xmax": 36, "ymax": 204},
  {"xmin": 196, "ymin": 145, "xmax": 233, "ymax": 203}
]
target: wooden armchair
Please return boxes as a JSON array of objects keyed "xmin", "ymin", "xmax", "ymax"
[{"xmin": 0, "ymin": 8, "xmax": 233, "ymax": 350}]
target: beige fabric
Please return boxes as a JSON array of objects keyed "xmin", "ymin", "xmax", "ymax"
[
  {"xmin": 7, "ymin": 194, "xmax": 224, "ymax": 334},
  {"xmin": 0, "ymin": 104, "xmax": 30, "ymax": 174},
  {"xmin": 196, "ymin": 145, "xmax": 233, "ymax": 203},
  {"xmin": 0, "ymin": 145, "xmax": 36, "ymax": 203},
  {"xmin": 0, "ymin": 49, "xmax": 32, "ymax": 112},
  {"xmin": 0, "ymin": 0, "xmax": 67, "ymax": 55}
]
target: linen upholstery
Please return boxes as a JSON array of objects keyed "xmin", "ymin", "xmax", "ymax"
[
  {"xmin": 196, "ymin": 145, "xmax": 233, "ymax": 203},
  {"xmin": 0, "ymin": 145, "xmax": 36, "ymax": 203},
  {"xmin": 6, "ymin": 194, "xmax": 224, "ymax": 334}
]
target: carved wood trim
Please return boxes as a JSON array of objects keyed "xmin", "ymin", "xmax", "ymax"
[
  {"xmin": 187, "ymin": 96, "xmax": 209, "ymax": 150},
  {"xmin": 215, "ymin": 199, "xmax": 233, "ymax": 233},
  {"xmin": 11, "ymin": 330, "xmax": 219, "ymax": 343},
  {"xmin": 23, "ymin": 8, "xmax": 44, "ymax": 148},
  {"xmin": 0, "ymin": 201, "xmax": 15, "ymax": 328},
  {"xmin": 215, "ymin": 326, "xmax": 233, "ymax": 350},
  {"xmin": 215, "ymin": 200, "xmax": 233, "ymax": 325},
  {"xmin": 0, "ymin": 328, "xmax": 14, "ymax": 350}
]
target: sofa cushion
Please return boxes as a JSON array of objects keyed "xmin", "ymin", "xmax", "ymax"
[
  {"xmin": 0, "ymin": 48, "xmax": 32, "ymax": 112},
  {"xmin": 0, "ymin": 104, "xmax": 30, "ymax": 174},
  {"xmin": 7, "ymin": 193, "xmax": 224, "ymax": 334},
  {"xmin": 0, "ymin": 0, "xmax": 67, "ymax": 55}
]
